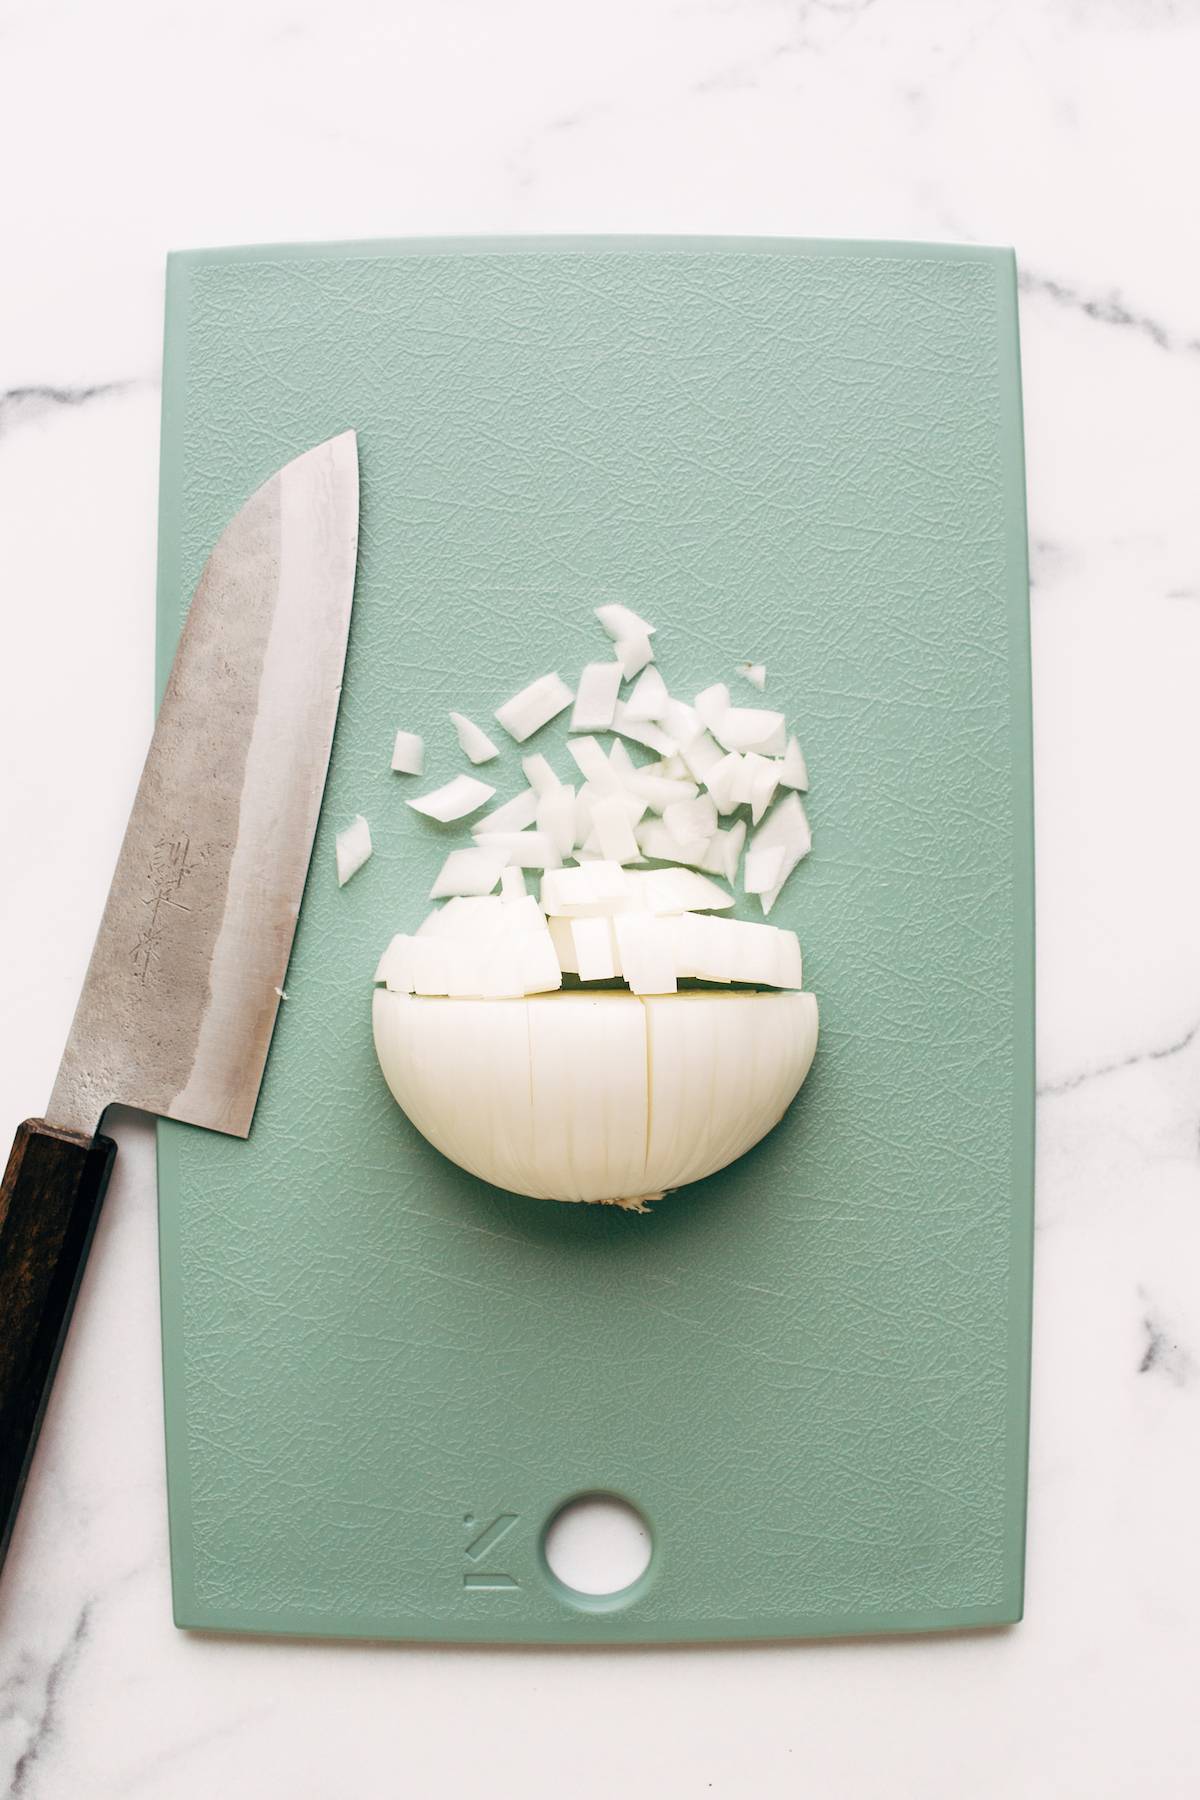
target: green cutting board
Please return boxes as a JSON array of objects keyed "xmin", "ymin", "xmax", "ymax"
[{"xmin": 156, "ymin": 238, "xmax": 1033, "ymax": 1642}]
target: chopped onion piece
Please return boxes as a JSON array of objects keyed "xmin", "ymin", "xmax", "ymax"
[
  {"xmin": 500, "ymin": 866, "xmax": 528, "ymax": 900},
  {"xmin": 749, "ymin": 792, "xmax": 812, "ymax": 916},
  {"xmin": 736, "ymin": 662, "xmax": 767, "ymax": 691},
  {"xmin": 678, "ymin": 729, "xmax": 724, "ymax": 783},
  {"xmin": 670, "ymin": 914, "xmax": 802, "ymax": 989},
  {"xmin": 541, "ymin": 862, "xmax": 635, "ymax": 916},
  {"xmin": 780, "ymin": 735, "xmax": 810, "ymax": 792},
  {"xmin": 471, "ymin": 787, "xmax": 539, "ymax": 836},
  {"xmin": 417, "ymin": 896, "xmax": 505, "ymax": 938},
  {"xmin": 596, "ymin": 603, "xmax": 655, "ymax": 642},
  {"xmin": 335, "ymin": 815, "xmax": 372, "ymax": 886},
  {"xmin": 613, "ymin": 912, "xmax": 677, "ymax": 994},
  {"xmin": 390, "ymin": 730, "xmax": 424, "ymax": 776},
  {"xmin": 495, "ymin": 672, "xmax": 573, "ymax": 743},
  {"xmin": 635, "ymin": 818, "xmax": 712, "ymax": 869},
  {"xmin": 662, "ymin": 698, "xmax": 702, "ymax": 746},
  {"xmin": 429, "ymin": 846, "xmax": 507, "ymax": 899},
  {"xmin": 409, "ymin": 938, "xmax": 451, "ymax": 995},
  {"xmin": 611, "ymin": 701, "xmax": 676, "ymax": 756},
  {"xmin": 703, "ymin": 752, "xmax": 743, "ymax": 816},
  {"xmin": 571, "ymin": 916, "xmax": 619, "ymax": 982},
  {"xmin": 623, "ymin": 666, "xmax": 670, "ymax": 722},
  {"xmin": 663, "ymin": 793, "xmax": 718, "ymax": 844},
  {"xmin": 374, "ymin": 933, "xmax": 415, "ymax": 991},
  {"xmin": 712, "ymin": 705, "xmax": 787, "ymax": 755},
  {"xmin": 634, "ymin": 867, "xmax": 734, "ymax": 913},
  {"xmin": 606, "ymin": 736, "xmax": 636, "ymax": 779},
  {"xmin": 536, "ymin": 785, "xmax": 577, "ymax": 857},
  {"xmin": 547, "ymin": 913, "xmax": 579, "ymax": 972},
  {"xmin": 613, "ymin": 632, "xmax": 654, "ymax": 679},
  {"xmin": 473, "ymin": 830, "xmax": 561, "ymax": 869},
  {"xmin": 592, "ymin": 796, "xmax": 642, "ymax": 864},
  {"xmin": 660, "ymin": 753, "xmax": 689, "ymax": 780},
  {"xmin": 570, "ymin": 661, "xmax": 623, "ymax": 732},
  {"xmin": 700, "ymin": 820, "xmax": 747, "ymax": 886},
  {"xmin": 409, "ymin": 773, "xmax": 496, "ymax": 822},
  {"xmin": 567, "ymin": 735, "xmax": 621, "ymax": 791},
  {"xmin": 744, "ymin": 844, "xmax": 786, "ymax": 894},
  {"xmin": 522, "ymin": 755, "xmax": 562, "ymax": 797},
  {"xmin": 627, "ymin": 770, "xmax": 700, "ymax": 814},
  {"xmin": 449, "ymin": 711, "xmax": 500, "ymax": 765},
  {"xmin": 694, "ymin": 683, "xmax": 731, "ymax": 731},
  {"xmin": 517, "ymin": 929, "xmax": 564, "ymax": 996}
]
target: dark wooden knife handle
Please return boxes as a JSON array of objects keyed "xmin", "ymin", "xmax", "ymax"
[{"xmin": 0, "ymin": 1119, "xmax": 116, "ymax": 1572}]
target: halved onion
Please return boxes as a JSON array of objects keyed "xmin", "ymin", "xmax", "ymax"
[{"xmin": 374, "ymin": 988, "xmax": 818, "ymax": 1207}]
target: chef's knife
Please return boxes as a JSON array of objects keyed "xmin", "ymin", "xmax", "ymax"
[{"xmin": 0, "ymin": 431, "xmax": 359, "ymax": 1571}]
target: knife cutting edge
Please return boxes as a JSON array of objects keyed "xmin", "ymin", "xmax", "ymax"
[{"xmin": 0, "ymin": 431, "xmax": 359, "ymax": 1571}]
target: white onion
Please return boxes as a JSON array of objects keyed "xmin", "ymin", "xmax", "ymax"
[
  {"xmin": 535, "ymin": 785, "xmax": 577, "ymax": 857},
  {"xmin": 694, "ymin": 683, "xmax": 731, "ymax": 730},
  {"xmin": 409, "ymin": 774, "xmax": 496, "ymax": 822},
  {"xmin": 663, "ymin": 793, "xmax": 718, "ymax": 844},
  {"xmin": 390, "ymin": 731, "xmax": 424, "ymax": 775},
  {"xmin": 494, "ymin": 672, "xmax": 573, "ymax": 743},
  {"xmin": 663, "ymin": 698, "xmax": 702, "ymax": 746},
  {"xmin": 712, "ymin": 705, "xmax": 786, "ymax": 755},
  {"xmin": 569, "ymin": 661, "xmax": 623, "ymax": 732},
  {"xmin": 373, "ymin": 989, "xmax": 818, "ymax": 1207},
  {"xmin": 612, "ymin": 912, "xmax": 677, "ymax": 994},
  {"xmin": 610, "ymin": 702, "xmax": 676, "ymax": 757},
  {"xmin": 521, "ymin": 753, "xmax": 562, "ymax": 795},
  {"xmin": 679, "ymin": 729, "xmax": 723, "ymax": 782},
  {"xmin": 635, "ymin": 818, "xmax": 712, "ymax": 868},
  {"xmin": 700, "ymin": 820, "xmax": 746, "ymax": 885},
  {"xmin": 623, "ymin": 666, "xmax": 670, "ymax": 721},
  {"xmin": 567, "ymin": 734, "xmax": 619, "ymax": 790},
  {"xmin": 571, "ymin": 916, "xmax": 618, "ymax": 981},
  {"xmin": 541, "ymin": 861, "xmax": 634, "ymax": 916},
  {"xmin": 744, "ymin": 844, "xmax": 785, "ymax": 895},
  {"xmin": 472, "ymin": 830, "xmax": 561, "ymax": 869},
  {"xmin": 429, "ymin": 846, "xmax": 507, "ymax": 899},
  {"xmin": 335, "ymin": 815, "xmax": 372, "ymax": 886},
  {"xmin": 736, "ymin": 662, "xmax": 766, "ymax": 690},
  {"xmin": 500, "ymin": 866, "xmax": 527, "ymax": 900},
  {"xmin": 449, "ymin": 711, "xmax": 500, "ymax": 765},
  {"xmin": 591, "ymin": 796, "xmax": 642, "ymax": 864}
]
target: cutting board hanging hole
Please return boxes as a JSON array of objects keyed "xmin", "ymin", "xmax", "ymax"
[{"xmin": 542, "ymin": 1494, "xmax": 653, "ymax": 1600}]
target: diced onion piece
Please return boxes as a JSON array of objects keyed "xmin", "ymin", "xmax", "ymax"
[
  {"xmin": 495, "ymin": 672, "xmax": 573, "ymax": 743},
  {"xmin": 613, "ymin": 632, "xmax": 654, "ymax": 679},
  {"xmin": 547, "ymin": 913, "xmax": 578, "ymax": 973},
  {"xmin": 749, "ymin": 792, "xmax": 812, "ymax": 916},
  {"xmin": 611, "ymin": 701, "xmax": 676, "ymax": 757},
  {"xmin": 712, "ymin": 705, "xmax": 787, "ymax": 755},
  {"xmin": 374, "ymin": 932, "xmax": 415, "ymax": 991},
  {"xmin": 429, "ymin": 846, "xmax": 507, "ymax": 899},
  {"xmin": 623, "ymin": 666, "xmax": 670, "ymax": 722},
  {"xmin": 700, "ymin": 820, "xmax": 747, "ymax": 886},
  {"xmin": 541, "ymin": 861, "xmax": 635, "ymax": 916},
  {"xmin": 516, "ymin": 929, "xmax": 563, "ymax": 996},
  {"xmin": 471, "ymin": 787, "xmax": 539, "ymax": 836},
  {"xmin": 335, "ymin": 815, "xmax": 372, "ymax": 886},
  {"xmin": 612, "ymin": 912, "xmax": 677, "ymax": 994},
  {"xmin": 780, "ymin": 735, "xmax": 810, "ymax": 792},
  {"xmin": 736, "ymin": 662, "xmax": 766, "ymax": 691},
  {"xmin": 660, "ymin": 753, "xmax": 689, "ymax": 780},
  {"xmin": 607, "ymin": 736, "xmax": 637, "ymax": 780},
  {"xmin": 570, "ymin": 662, "xmax": 623, "ymax": 732},
  {"xmin": 408, "ymin": 938, "xmax": 452, "ymax": 995},
  {"xmin": 635, "ymin": 818, "xmax": 712, "ymax": 869},
  {"xmin": 678, "ymin": 729, "xmax": 724, "ymax": 783},
  {"xmin": 409, "ymin": 773, "xmax": 496, "ymax": 821},
  {"xmin": 596, "ymin": 603, "xmax": 655, "ymax": 642},
  {"xmin": 703, "ymin": 752, "xmax": 743, "ymax": 816},
  {"xmin": 634, "ymin": 868, "xmax": 735, "ymax": 913},
  {"xmin": 449, "ymin": 711, "xmax": 500, "ymax": 765},
  {"xmin": 526, "ymin": 992, "xmax": 650, "ymax": 1201},
  {"xmin": 391, "ymin": 730, "xmax": 424, "ymax": 775},
  {"xmin": 571, "ymin": 916, "xmax": 619, "ymax": 981},
  {"xmin": 500, "ymin": 866, "xmax": 528, "ymax": 900},
  {"xmin": 694, "ymin": 683, "xmax": 731, "ymax": 731},
  {"xmin": 663, "ymin": 793, "xmax": 718, "ymax": 844},
  {"xmin": 567, "ymin": 734, "xmax": 621, "ymax": 791},
  {"xmin": 662, "ymin": 698, "xmax": 702, "ymax": 746},
  {"xmin": 521, "ymin": 754, "xmax": 562, "ymax": 796},
  {"xmin": 627, "ymin": 771, "xmax": 700, "ymax": 814},
  {"xmin": 671, "ymin": 913, "xmax": 802, "ymax": 989},
  {"xmin": 592, "ymin": 796, "xmax": 642, "ymax": 864},
  {"xmin": 744, "ymin": 844, "xmax": 786, "ymax": 894},
  {"xmin": 473, "ymin": 830, "xmax": 561, "ymax": 869},
  {"xmin": 536, "ymin": 785, "xmax": 577, "ymax": 857},
  {"xmin": 417, "ymin": 896, "xmax": 505, "ymax": 939},
  {"xmin": 751, "ymin": 758, "xmax": 780, "ymax": 825}
]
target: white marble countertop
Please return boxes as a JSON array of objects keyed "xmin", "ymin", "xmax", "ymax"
[{"xmin": 2, "ymin": 1, "xmax": 1198, "ymax": 1794}]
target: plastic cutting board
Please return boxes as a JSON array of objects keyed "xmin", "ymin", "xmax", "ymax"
[{"xmin": 156, "ymin": 238, "xmax": 1033, "ymax": 1642}]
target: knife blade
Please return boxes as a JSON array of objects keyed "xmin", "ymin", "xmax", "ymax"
[{"xmin": 0, "ymin": 431, "xmax": 359, "ymax": 1569}]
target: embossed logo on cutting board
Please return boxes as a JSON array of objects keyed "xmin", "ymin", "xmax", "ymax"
[{"xmin": 462, "ymin": 1511, "xmax": 519, "ymax": 1590}]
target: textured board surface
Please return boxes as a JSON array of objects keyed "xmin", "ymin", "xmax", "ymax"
[{"xmin": 156, "ymin": 238, "xmax": 1033, "ymax": 1643}]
